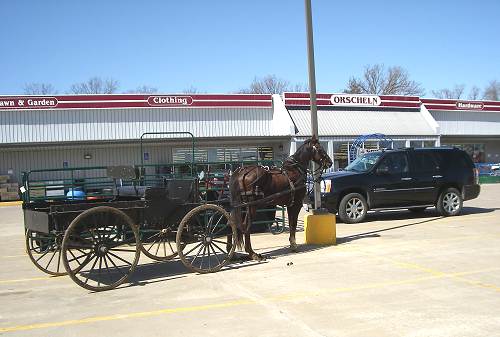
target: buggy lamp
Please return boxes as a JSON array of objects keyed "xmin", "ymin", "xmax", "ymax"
[{"xmin": 320, "ymin": 180, "xmax": 331, "ymax": 193}]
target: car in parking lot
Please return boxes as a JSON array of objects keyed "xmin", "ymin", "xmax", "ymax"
[{"xmin": 320, "ymin": 147, "xmax": 480, "ymax": 223}]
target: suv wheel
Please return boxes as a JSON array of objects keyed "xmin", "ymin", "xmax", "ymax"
[
  {"xmin": 339, "ymin": 193, "xmax": 368, "ymax": 224},
  {"xmin": 437, "ymin": 188, "xmax": 463, "ymax": 216}
]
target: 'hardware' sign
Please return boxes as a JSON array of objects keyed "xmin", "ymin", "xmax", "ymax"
[
  {"xmin": 456, "ymin": 101, "xmax": 484, "ymax": 110},
  {"xmin": 330, "ymin": 94, "xmax": 381, "ymax": 106}
]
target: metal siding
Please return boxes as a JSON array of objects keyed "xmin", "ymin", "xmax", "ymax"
[
  {"xmin": 431, "ymin": 110, "xmax": 500, "ymax": 135},
  {"xmin": 290, "ymin": 109, "xmax": 437, "ymax": 136},
  {"xmin": 0, "ymin": 107, "xmax": 273, "ymax": 144}
]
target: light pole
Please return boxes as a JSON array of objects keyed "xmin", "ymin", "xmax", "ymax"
[{"xmin": 304, "ymin": 0, "xmax": 322, "ymax": 211}]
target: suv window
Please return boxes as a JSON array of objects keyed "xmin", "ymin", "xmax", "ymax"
[
  {"xmin": 453, "ymin": 151, "xmax": 474, "ymax": 169},
  {"xmin": 378, "ymin": 153, "xmax": 409, "ymax": 174},
  {"xmin": 413, "ymin": 151, "xmax": 440, "ymax": 173}
]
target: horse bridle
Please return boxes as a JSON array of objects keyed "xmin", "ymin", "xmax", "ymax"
[
  {"xmin": 311, "ymin": 144, "xmax": 330, "ymax": 182},
  {"xmin": 284, "ymin": 146, "xmax": 328, "ymax": 184}
]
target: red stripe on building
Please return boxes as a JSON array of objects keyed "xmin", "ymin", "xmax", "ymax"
[
  {"xmin": 284, "ymin": 92, "xmax": 420, "ymax": 102},
  {"xmin": 0, "ymin": 94, "xmax": 273, "ymax": 110},
  {"xmin": 284, "ymin": 99, "xmax": 420, "ymax": 108},
  {"xmin": 52, "ymin": 101, "xmax": 272, "ymax": 109},
  {"xmin": 422, "ymin": 99, "xmax": 500, "ymax": 106},
  {"xmin": 425, "ymin": 104, "xmax": 500, "ymax": 112}
]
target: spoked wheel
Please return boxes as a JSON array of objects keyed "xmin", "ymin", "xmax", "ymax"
[
  {"xmin": 140, "ymin": 226, "xmax": 180, "ymax": 261},
  {"xmin": 437, "ymin": 187, "xmax": 463, "ymax": 217},
  {"xmin": 61, "ymin": 206, "xmax": 140, "ymax": 291},
  {"xmin": 176, "ymin": 204, "xmax": 236, "ymax": 273},
  {"xmin": 26, "ymin": 229, "xmax": 66, "ymax": 276},
  {"xmin": 339, "ymin": 193, "xmax": 368, "ymax": 224}
]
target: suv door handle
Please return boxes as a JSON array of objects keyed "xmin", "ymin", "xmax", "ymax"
[
  {"xmin": 401, "ymin": 177, "xmax": 413, "ymax": 181},
  {"xmin": 432, "ymin": 175, "xmax": 443, "ymax": 178}
]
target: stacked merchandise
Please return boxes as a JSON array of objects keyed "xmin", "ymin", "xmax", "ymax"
[{"xmin": 0, "ymin": 175, "xmax": 20, "ymax": 201}]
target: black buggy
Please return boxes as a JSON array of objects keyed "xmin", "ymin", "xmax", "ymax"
[
  {"xmin": 21, "ymin": 132, "xmax": 285, "ymax": 291},
  {"xmin": 23, "ymin": 164, "xmax": 237, "ymax": 291}
]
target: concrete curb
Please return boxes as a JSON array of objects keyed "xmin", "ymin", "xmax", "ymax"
[{"xmin": 0, "ymin": 201, "xmax": 22, "ymax": 207}]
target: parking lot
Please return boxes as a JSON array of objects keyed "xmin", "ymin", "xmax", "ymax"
[{"xmin": 0, "ymin": 184, "xmax": 499, "ymax": 337}]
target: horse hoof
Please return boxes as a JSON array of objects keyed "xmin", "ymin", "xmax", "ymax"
[
  {"xmin": 230, "ymin": 253, "xmax": 247, "ymax": 262},
  {"xmin": 251, "ymin": 253, "xmax": 265, "ymax": 262},
  {"xmin": 290, "ymin": 244, "xmax": 299, "ymax": 252}
]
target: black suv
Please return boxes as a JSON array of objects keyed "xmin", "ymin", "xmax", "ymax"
[{"xmin": 320, "ymin": 148, "xmax": 480, "ymax": 223}]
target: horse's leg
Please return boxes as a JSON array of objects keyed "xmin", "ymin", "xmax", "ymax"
[
  {"xmin": 243, "ymin": 206, "xmax": 265, "ymax": 261},
  {"xmin": 287, "ymin": 204, "xmax": 301, "ymax": 252},
  {"xmin": 228, "ymin": 207, "xmax": 244, "ymax": 260},
  {"xmin": 226, "ymin": 234, "xmax": 232, "ymax": 253}
]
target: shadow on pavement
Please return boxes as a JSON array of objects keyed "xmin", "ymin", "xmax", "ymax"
[
  {"xmin": 90, "ymin": 255, "xmax": 263, "ymax": 292},
  {"xmin": 349, "ymin": 206, "xmax": 498, "ymax": 223},
  {"xmin": 337, "ymin": 217, "xmax": 442, "ymax": 245},
  {"xmin": 97, "ymin": 206, "xmax": 500, "ymax": 292},
  {"xmin": 262, "ymin": 242, "xmax": 329, "ymax": 260}
]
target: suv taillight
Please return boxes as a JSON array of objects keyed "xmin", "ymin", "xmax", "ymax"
[{"xmin": 473, "ymin": 168, "xmax": 479, "ymax": 185}]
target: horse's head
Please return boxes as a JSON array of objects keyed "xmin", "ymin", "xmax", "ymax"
[{"xmin": 306, "ymin": 135, "xmax": 333, "ymax": 169}]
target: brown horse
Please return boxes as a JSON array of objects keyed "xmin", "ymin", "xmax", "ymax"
[{"xmin": 228, "ymin": 136, "xmax": 332, "ymax": 261}]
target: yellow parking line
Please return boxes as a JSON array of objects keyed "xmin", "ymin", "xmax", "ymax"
[
  {"xmin": 0, "ymin": 201, "xmax": 22, "ymax": 207},
  {"xmin": 0, "ymin": 267, "xmax": 496, "ymax": 333},
  {"xmin": 353, "ymin": 247, "xmax": 500, "ymax": 293},
  {"xmin": 1, "ymin": 254, "xmax": 26, "ymax": 259},
  {"xmin": 0, "ymin": 299, "xmax": 254, "ymax": 333},
  {"xmin": 0, "ymin": 276, "xmax": 59, "ymax": 284}
]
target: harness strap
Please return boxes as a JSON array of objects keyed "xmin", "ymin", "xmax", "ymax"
[{"xmin": 282, "ymin": 170, "xmax": 296, "ymax": 207}]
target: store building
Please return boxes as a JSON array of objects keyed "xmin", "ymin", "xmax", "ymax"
[
  {"xmin": 0, "ymin": 94, "xmax": 296, "ymax": 181},
  {"xmin": 283, "ymin": 93, "xmax": 440, "ymax": 170},
  {"xmin": 422, "ymin": 98, "xmax": 500, "ymax": 163},
  {"xmin": 1, "ymin": 92, "xmax": 499, "ymax": 184}
]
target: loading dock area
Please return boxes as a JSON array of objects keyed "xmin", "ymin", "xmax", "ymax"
[{"xmin": 0, "ymin": 185, "xmax": 499, "ymax": 336}]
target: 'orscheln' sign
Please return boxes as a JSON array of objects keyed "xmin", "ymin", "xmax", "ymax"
[{"xmin": 331, "ymin": 94, "xmax": 381, "ymax": 106}]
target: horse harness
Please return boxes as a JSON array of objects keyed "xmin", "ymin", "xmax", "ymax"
[
  {"xmin": 237, "ymin": 157, "xmax": 307, "ymax": 208},
  {"xmin": 281, "ymin": 156, "xmax": 307, "ymax": 207}
]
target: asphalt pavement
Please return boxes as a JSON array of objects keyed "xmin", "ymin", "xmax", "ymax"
[{"xmin": 0, "ymin": 185, "xmax": 499, "ymax": 337}]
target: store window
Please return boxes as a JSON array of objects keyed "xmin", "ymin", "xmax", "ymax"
[
  {"xmin": 332, "ymin": 142, "xmax": 349, "ymax": 170},
  {"xmin": 172, "ymin": 146, "xmax": 274, "ymax": 164},
  {"xmin": 410, "ymin": 140, "xmax": 423, "ymax": 148},
  {"xmin": 392, "ymin": 141, "xmax": 406, "ymax": 150}
]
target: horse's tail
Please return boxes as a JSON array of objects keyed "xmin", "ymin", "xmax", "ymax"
[
  {"xmin": 229, "ymin": 172, "xmax": 244, "ymax": 251},
  {"xmin": 230, "ymin": 207, "xmax": 244, "ymax": 251}
]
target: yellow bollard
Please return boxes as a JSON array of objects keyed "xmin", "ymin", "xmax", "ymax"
[{"xmin": 304, "ymin": 212, "xmax": 336, "ymax": 245}]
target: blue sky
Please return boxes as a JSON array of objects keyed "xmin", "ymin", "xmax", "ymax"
[{"xmin": 1, "ymin": 0, "xmax": 499, "ymax": 96}]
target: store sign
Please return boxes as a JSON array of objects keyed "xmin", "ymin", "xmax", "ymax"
[
  {"xmin": 456, "ymin": 101, "xmax": 484, "ymax": 110},
  {"xmin": 330, "ymin": 94, "xmax": 381, "ymax": 106},
  {"xmin": 147, "ymin": 95, "xmax": 193, "ymax": 106},
  {"xmin": 0, "ymin": 97, "xmax": 58, "ymax": 109}
]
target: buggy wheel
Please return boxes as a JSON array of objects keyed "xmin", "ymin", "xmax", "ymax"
[
  {"xmin": 176, "ymin": 204, "xmax": 236, "ymax": 273},
  {"xmin": 61, "ymin": 206, "xmax": 140, "ymax": 291},
  {"xmin": 140, "ymin": 226, "xmax": 180, "ymax": 261},
  {"xmin": 26, "ymin": 229, "xmax": 66, "ymax": 276}
]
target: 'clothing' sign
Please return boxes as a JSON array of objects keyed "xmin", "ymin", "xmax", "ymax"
[
  {"xmin": 330, "ymin": 94, "xmax": 381, "ymax": 106},
  {"xmin": 147, "ymin": 96, "xmax": 193, "ymax": 106}
]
